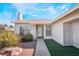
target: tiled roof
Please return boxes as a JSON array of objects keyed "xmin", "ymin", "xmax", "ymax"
[{"xmin": 13, "ymin": 20, "xmax": 52, "ymax": 25}]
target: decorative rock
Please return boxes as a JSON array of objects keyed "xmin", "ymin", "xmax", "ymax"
[
  {"xmin": 11, "ymin": 50, "xmax": 20, "ymax": 56},
  {"xmin": 0, "ymin": 47, "xmax": 22, "ymax": 56},
  {"xmin": 0, "ymin": 50, "xmax": 12, "ymax": 56}
]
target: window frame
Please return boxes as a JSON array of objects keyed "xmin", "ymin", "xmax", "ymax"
[{"xmin": 46, "ymin": 25, "xmax": 52, "ymax": 36}]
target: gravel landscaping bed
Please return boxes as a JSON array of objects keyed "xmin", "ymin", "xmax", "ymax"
[
  {"xmin": 20, "ymin": 40, "xmax": 37, "ymax": 49},
  {"xmin": 20, "ymin": 40, "xmax": 37, "ymax": 56},
  {"xmin": 0, "ymin": 40, "xmax": 37, "ymax": 56}
]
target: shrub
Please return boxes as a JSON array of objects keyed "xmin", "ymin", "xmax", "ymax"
[
  {"xmin": 0, "ymin": 30, "xmax": 20, "ymax": 49},
  {"xmin": 22, "ymin": 33, "xmax": 33, "ymax": 42}
]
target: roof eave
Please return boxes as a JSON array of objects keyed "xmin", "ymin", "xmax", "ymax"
[{"xmin": 51, "ymin": 4, "xmax": 79, "ymax": 24}]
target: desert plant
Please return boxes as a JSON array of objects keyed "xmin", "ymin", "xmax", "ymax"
[
  {"xmin": 0, "ymin": 30, "xmax": 20, "ymax": 49},
  {"xmin": 6, "ymin": 31, "xmax": 20, "ymax": 47},
  {"xmin": 22, "ymin": 33, "xmax": 33, "ymax": 42}
]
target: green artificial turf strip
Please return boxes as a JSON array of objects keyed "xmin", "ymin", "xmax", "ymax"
[{"xmin": 44, "ymin": 39, "xmax": 79, "ymax": 56}]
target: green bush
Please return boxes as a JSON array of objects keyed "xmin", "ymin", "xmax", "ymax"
[
  {"xmin": 22, "ymin": 33, "xmax": 33, "ymax": 42},
  {"xmin": 0, "ymin": 30, "xmax": 20, "ymax": 49}
]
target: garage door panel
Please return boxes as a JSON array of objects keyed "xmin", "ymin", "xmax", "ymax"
[{"xmin": 73, "ymin": 21, "xmax": 79, "ymax": 48}]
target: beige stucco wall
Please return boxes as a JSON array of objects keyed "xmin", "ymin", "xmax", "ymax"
[
  {"xmin": 31, "ymin": 25, "xmax": 36, "ymax": 39},
  {"xmin": 15, "ymin": 23, "xmax": 53, "ymax": 39},
  {"xmin": 52, "ymin": 23, "xmax": 64, "ymax": 45},
  {"xmin": 15, "ymin": 23, "xmax": 36, "ymax": 39},
  {"xmin": 52, "ymin": 8, "xmax": 79, "ymax": 46}
]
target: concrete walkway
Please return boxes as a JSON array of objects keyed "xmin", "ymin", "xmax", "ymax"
[{"xmin": 35, "ymin": 38, "xmax": 50, "ymax": 56}]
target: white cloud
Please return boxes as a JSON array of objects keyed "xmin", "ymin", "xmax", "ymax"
[
  {"xmin": 13, "ymin": 3, "xmax": 38, "ymax": 14},
  {"xmin": 47, "ymin": 6, "xmax": 57, "ymax": 14},
  {"xmin": 13, "ymin": 4, "xmax": 27, "ymax": 13},
  {"xmin": 13, "ymin": 3, "xmax": 51, "ymax": 15},
  {"xmin": 57, "ymin": 4, "xmax": 69, "ymax": 11},
  {"xmin": 12, "ymin": 3, "xmax": 69, "ymax": 19},
  {"xmin": 61, "ymin": 5, "xmax": 66, "ymax": 9}
]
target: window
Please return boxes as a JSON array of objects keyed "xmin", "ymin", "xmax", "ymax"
[
  {"xmin": 46, "ymin": 25, "xmax": 51, "ymax": 36},
  {"xmin": 26, "ymin": 26, "xmax": 31, "ymax": 34},
  {"xmin": 20, "ymin": 26, "xmax": 31, "ymax": 35},
  {"xmin": 20, "ymin": 26, "xmax": 24, "ymax": 35}
]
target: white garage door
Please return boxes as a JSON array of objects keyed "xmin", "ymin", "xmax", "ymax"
[
  {"xmin": 64, "ymin": 23, "xmax": 73, "ymax": 46},
  {"xmin": 73, "ymin": 21, "xmax": 79, "ymax": 48}
]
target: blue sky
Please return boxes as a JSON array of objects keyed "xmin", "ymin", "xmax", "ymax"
[{"xmin": 0, "ymin": 3, "xmax": 76, "ymax": 25}]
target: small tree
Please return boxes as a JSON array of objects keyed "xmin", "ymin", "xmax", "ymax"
[
  {"xmin": 3, "ymin": 24, "xmax": 8, "ymax": 27},
  {"xmin": 9, "ymin": 25, "xmax": 14, "ymax": 29}
]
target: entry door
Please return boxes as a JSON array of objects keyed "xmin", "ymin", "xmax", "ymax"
[{"xmin": 37, "ymin": 25, "xmax": 43, "ymax": 38}]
